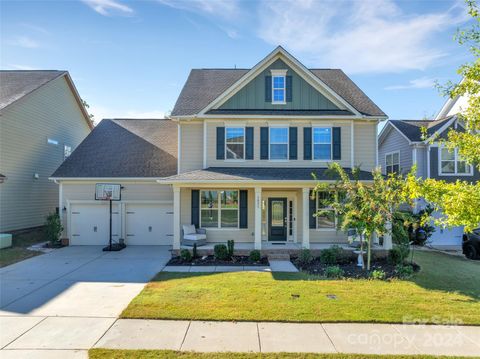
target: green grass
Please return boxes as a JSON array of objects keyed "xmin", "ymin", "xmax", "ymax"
[
  {"xmin": 121, "ymin": 251, "xmax": 480, "ymax": 324},
  {"xmin": 89, "ymin": 349, "xmax": 470, "ymax": 359},
  {"xmin": 0, "ymin": 227, "xmax": 45, "ymax": 268}
]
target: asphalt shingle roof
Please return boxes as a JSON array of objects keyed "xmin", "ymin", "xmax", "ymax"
[
  {"xmin": 389, "ymin": 116, "xmax": 454, "ymax": 142},
  {"xmin": 52, "ymin": 119, "xmax": 177, "ymax": 178},
  {"xmin": 160, "ymin": 167, "xmax": 374, "ymax": 182},
  {"xmin": 171, "ymin": 68, "xmax": 385, "ymax": 117},
  {"xmin": 0, "ymin": 70, "xmax": 65, "ymax": 110}
]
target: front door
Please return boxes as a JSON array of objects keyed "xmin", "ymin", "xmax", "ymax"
[{"xmin": 268, "ymin": 198, "xmax": 287, "ymax": 241}]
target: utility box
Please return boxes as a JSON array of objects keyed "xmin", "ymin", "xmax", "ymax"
[{"xmin": 0, "ymin": 233, "xmax": 12, "ymax": 249}]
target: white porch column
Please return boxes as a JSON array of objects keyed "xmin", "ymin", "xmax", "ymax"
[
  {"xmin": 302, "ymin": 188, "xmax": 310, "ymax": 249},
  {"xmin": 254, "ymin": 187, "xmax": 262, "ymax": 250},
  {"xmin": 173, "ymin": 186, "xmax": 181, "ymax": 250},
  {"xmin": 383, "ymin": 221, "xmax": 393, "ymax": 250}
]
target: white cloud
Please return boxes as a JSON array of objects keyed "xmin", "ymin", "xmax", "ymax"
[
  {"xmin": 9, "ymin": 36, "xmax": 40, "ymax": 48},
  {"xmin": 7, "ymin": 64, "xmax": 38, "ymax": 70},
  {"xmin": 89, "ymin": 105, "xmax": 166, "ymax": 125},
  {"xmin": 385, "ymin": 77, "xmax": 436, "ymax": 90},
  {"xmin": 82, "ymin": 0, "xmax": 133, "ymax": 16},
  {"xmin": 157, "ymin": 0, "xmax": 239, "ymax": 19},
  {"xmin": 257, "ymin": 0, "xmax": 468, "ymax": 73},
  {"xmin": 20, "ymin": 23, "xmax": 50, "ymax": 34}
]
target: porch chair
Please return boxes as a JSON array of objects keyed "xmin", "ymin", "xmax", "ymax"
[{"xmin": 181, "ymin": 224, "xmax": 207, "ymax": 246}]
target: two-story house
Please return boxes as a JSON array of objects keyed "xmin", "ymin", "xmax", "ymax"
[
  {"xmin": 378, "ymin": 92, "xmax": 479, "ymax": 247},
  {"xmin": 0, "ymin": 70, "xmax": 92, "ymax": 233},
  {"xmin": 51, "ymin": 47, "xmax": 389, "ymax": 252}
]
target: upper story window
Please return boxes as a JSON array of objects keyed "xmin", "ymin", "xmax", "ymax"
[
  {"xmin": 269, "ymin": 127, "xmax": 288, "ymax": 160},
  {"xmin": 225, "ymin": 127, "xmax": 245, "ymax": 160},
  {"xmin": 200, "ymin": 190, "xmax": 239, "ymax": 228},
  {"xmin": 385, "ymin": 151, "xmax": 400, "ymax": 174},
  {"xmin": 440, "ymin": 147, "xmax": 472, "ymax": 175},
  {"xmin": 313, "ymin": 127, "xmax": 332, "ymax": 160},
  {"xmin": 64, "ymin": 145, "xmax": 72, "ymax": 159},
  {"xmin": 271, "ymin": 69, "xmax": 287, "ymax": 104}
]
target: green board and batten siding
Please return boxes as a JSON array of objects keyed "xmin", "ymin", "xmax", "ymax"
[{"xmin": 219, "ymin": 59, "xmax": 341, "ymax": 111}]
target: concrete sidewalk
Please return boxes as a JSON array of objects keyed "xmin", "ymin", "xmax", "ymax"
[{"xmin": 2, "ymin": 317, "xmax": 479, "ymax": 358}]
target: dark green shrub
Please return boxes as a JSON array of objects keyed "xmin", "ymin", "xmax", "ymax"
[
  {"xmin": 249, "ymin": 250, "xmax": 261, "ymax": 262},
  {"xmin": 320, "ymin": 245, "xmax": 341, "ymax": 265},
  {"xmin": 180, "ymin": 249, "xmax": 192, "ymax": 262},
  {"xmin": 227, "ymin": 240, "xmax": 234, "ymax": 258},
  {"xmin": 297, "ymin": 249, "xmax": 313, "ymax": 266},
  {"xmin": 388, "ymin": 244, "xmax": 410, "ymax": 265},
  {"xmin": 325, "ymin": 265, "xmax": 344, "ymax": 279},
  {"xmin": 45, "ymin": 212, "xmax": 63, "ymax": 246},
  {"xmin": 395, "ymin": 264, "xmax": 414, "ymax": 279},
  {"xmin": 192, "ymin": 243, "xmax": 198, "ymax": 259},
  {"xmin": 370, "ymin": 269, "xmax": 386, "ymax": 280},
  {"xmin": 214, "ymin": 244, "xmax": 229, "ymax": 260}
]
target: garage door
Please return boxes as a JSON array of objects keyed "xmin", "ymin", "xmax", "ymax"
[
  {"xmin": 70, "ymin": 203, "xmax": 120, "ymax": 245},
  {"xmin": 125, "ymin": 203, "xmax": 173, "ymax": 245}
]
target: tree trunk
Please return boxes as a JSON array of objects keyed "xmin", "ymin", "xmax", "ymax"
[
  {"xmin": 360, "ymin": 233, "xmax": 365, "ymax": 270},
  {"xmin": 367, "ymin": 233, "xmax": 372, "ymax": 270}
]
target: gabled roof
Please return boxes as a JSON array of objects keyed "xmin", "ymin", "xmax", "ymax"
[
  {"xmin": 171, "ymin": 47, "xmax": 386, "ymax": 118},
  {"xmin": 0, "ymin": 70, "xmax": 93, "ymax": 129},
  {"xmin": 51, "ymin": 119, "xmax": 177, "ymax": 178}
]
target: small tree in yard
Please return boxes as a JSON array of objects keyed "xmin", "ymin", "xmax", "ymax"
[
  {"xmin": 45, "ymin": 212, "xmax": 63, "ymax": 246},
  {"xmin": 313, "ymin": 163, "xmax": 413, "ymax": 270}
]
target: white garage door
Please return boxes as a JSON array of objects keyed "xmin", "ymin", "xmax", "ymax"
[
  {"xmin": 125, "ymin": 203, "xmax": 173, "ymax": 245},
  {"xmin": 70, "ymin": 203, "xmax": 120, "ymax": 245}
]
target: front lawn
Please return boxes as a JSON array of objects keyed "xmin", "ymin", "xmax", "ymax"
[
  {"xmin": 0, "ymin": 227, "xmax": 45, "ymax": 268},
  {"xmin": 89, "ymin": 349, "xmax": 469, "ymax": 359},
  {"xmin": 121, "ymin": 251, "xmax": 480, "ymax": 324}
]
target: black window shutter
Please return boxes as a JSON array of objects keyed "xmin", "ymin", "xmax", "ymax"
[
  {"xmin": 332, "ymin": 127, "xmax": 341, "ymax": 160},
  {"xmin": 245, "ymin": 127, "xmax": 254, "ymax": 160},
  {"xmin": 191, "ymin": 190, "xmax": 200, "ymax": 228},
  {"xmin": 265, "ymin": 76, "xmax": 272, "ymax": 102},
  {"xmin": 216, "ymin": 127, "xmax": 225, "ymax": 160},
  {"xmin": 303, "ymin": 127, "xmax": 312, "ymax": 160},
  {"xmin": 239, "ymin": 190, "xmax": 248, "ymax": 228},
  {"xmin": 260, "ymin": 127, "xmax": 269, "ymax": 160},
  {"xmin": 289, "ymin": 127, "xmax": 297, "ymax": 160},
  {"xmin": 286, "ymin": 75, "xmax": 292, "ymax": 102},
  {"xmin": 309, "ymin": 190, "xmax": 316, "ymax": 229}
]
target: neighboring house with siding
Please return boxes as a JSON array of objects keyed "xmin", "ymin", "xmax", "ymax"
[
  {"xmin": 378, "ymin": 94, "xmax": 479, "ymax": 247},
  {"xmin": 51, "ymin": 47, "xmax": 391, "ymax": 251},
  {"xmin": 0, "ymin": 70, "xmax": 92, "ymax": 233}
]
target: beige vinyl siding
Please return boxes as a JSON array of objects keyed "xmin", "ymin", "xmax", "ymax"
[
  {"xmin": 180, "ymin": 188, "xmax": 254, "ymax": 243},
  {"xmin": 179, "ymin": 122, "xmax": 203, "ymax": 173},
  {"xmin": 0, "ymin": 76, "xmax": 91, "ymax": 232},
  {"xmin": 354, "ymin": 122, "xmax": 377, "ymax": 171},
  {"xmin": 205, "ymin": 120, "xmax": 352, "ymax": 168}
]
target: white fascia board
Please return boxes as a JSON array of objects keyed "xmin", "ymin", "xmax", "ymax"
[
  {"xmin": 157, "ymin": 179, "xmax": 374, "ymax": 186},
  {"xmin": 172, "ymin": 115, "xmax": 387, "ymax": 122},
  {"xmin": 49, "ymin": 177, "xmax": 167, "ymax": 182},
  {"xmin": 424, "ymin": 115, "xmax": 458, "ymax": 143}
]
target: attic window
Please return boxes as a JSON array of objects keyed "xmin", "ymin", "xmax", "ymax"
[{"xmin": 271, "ymin": 69, "xmax": 287, "ymax": 104}]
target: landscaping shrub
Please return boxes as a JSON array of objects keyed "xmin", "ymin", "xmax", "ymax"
[
  {"xmin": 370, "ymin": 269, "xmax": 386, "ymax": 280},
  {"xmin": 392, "ymin": 213, "xmax": 410, "ymax": 245},
  {"xmin": 227, "ymin": 240, "xmax": 234, "ymax": 258},
  {"xmin": 388, "ymin": 244, "xmax": 410, "ymax": 265},
  {"xmin": 249, "ymin": 250, "xmax": 261, "ymax": 262},
  {"xmin": 214, "ymin": 244, "xmax": 229, "ymax": 260},
  {"xmin": 45, "ymin": 212, "xmax": 63, "ymax": 246},
  {"xmin": 320, "ymin": 245, "xmax": 342, "ymax": 265},
  {"xmin": 395, "ymin": 264, "xmax": 415, "ymax": 279},
  {"xmin": 180, "ymin": 249, "xmax": 192, "ymax": 262},
  {"xmin": 192, "ymin": 243, "xmax": 198, "ymax": 259},
  {"xmin": 324, "ymin": 265, "xmax": 344, "ymax": 279},
  {"xmin": 297, "ymin": 249, "xmax": 313, "ymax": 266}
]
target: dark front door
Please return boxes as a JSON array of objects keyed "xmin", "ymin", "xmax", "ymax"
[{"xmin": 268, "ymin": 198, "xmax": 287, "ymax": 241}]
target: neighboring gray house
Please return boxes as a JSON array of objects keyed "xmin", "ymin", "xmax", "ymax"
[
  {"xmin": 0, "ymin": 70, "xmax": 92, "ymax": 232},
  {"xmin": 378, "ymin": 95, "xmax": 479, "ymax": 247}
]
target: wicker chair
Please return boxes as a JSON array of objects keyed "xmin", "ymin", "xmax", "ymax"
[{"xmin": 181, "ymin": 224, "xmax": 207, "ymax": 246}]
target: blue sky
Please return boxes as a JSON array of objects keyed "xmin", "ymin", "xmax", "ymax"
[{"xmin": 1, "ymin": 0, "xmax": 474, "ymax": 124}]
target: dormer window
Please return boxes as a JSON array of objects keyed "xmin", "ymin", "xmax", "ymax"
[{"xmin": 271, "ymin": 69, "xmax": 287, "ymax": 104}]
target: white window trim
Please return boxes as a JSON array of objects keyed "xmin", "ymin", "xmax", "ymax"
[
  {"xmin": 268, "ymin": 126, "xmax": 289, "ymax": 161},
  {"xmin": 385, "ymin": 150, "xmax": 400, "ymax": 174},
  {"xmin": 199, "ymin": 190, "xmax": 240, "ymax": 229},
  {"xmin": 312, "ymin": 126, "xmax": 333, "ymax": 162},
  {"xmin": 224, "ymin": 127, "xmax": 246, "ymax": 161},
  {"xmin": 315, "ymin": 191, "xmax": 337, "ymax": 231},
  {"xmin": 271, "ymin": 69, "xmax": 287, "ymax": 105},
  {"xmin": 438, "ymin": 146, "xmax": 473, "ymax": 176},
  {"xmin": 64, "ymin": 144, "xmax": 72, "ymax": 160}
]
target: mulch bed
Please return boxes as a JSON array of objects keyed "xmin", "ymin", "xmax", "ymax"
[
  {"xmin": 294, "ymin": 257, "xmax": 420, "ymax": 279},
  {"xmin": 168, "ymin": 255, "xmax": 269, "ymax": 266}
]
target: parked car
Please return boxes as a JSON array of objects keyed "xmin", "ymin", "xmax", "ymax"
[{"xmin": 462, "ymin": 228, "xmax": 480, "ymax": 260}]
